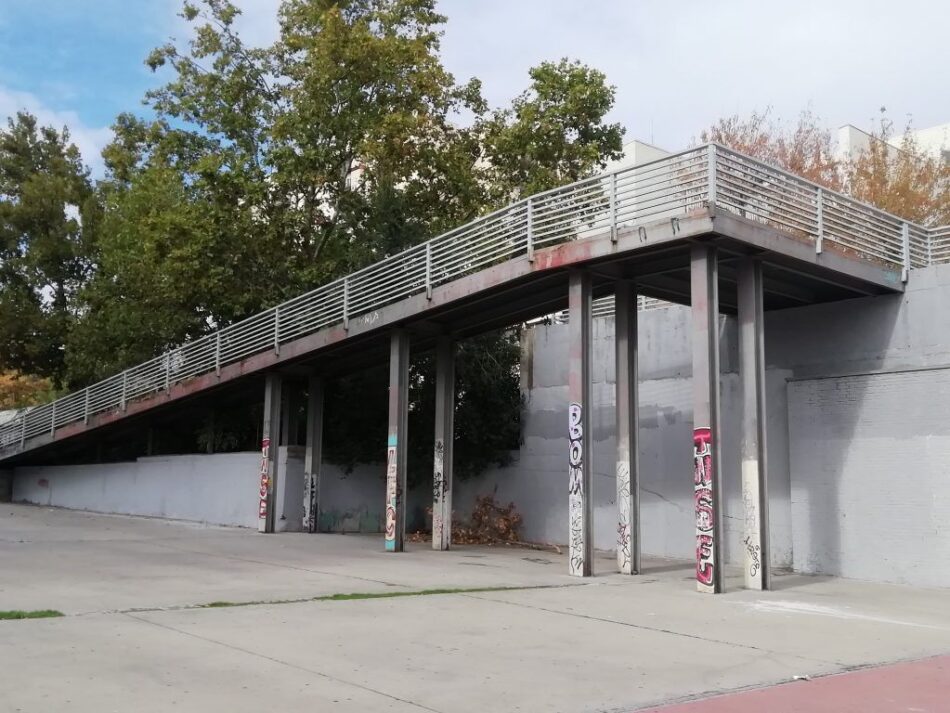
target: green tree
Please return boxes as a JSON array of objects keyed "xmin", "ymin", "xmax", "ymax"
[
  {"xmin": 64, "ymin": 0, "xmax": 625, "ymax": 483},
  {"xmin": 0, "ymin": 113, "xmax": 97, "ymax": 388},
  {"xmin": 481, "ymin": 59, "xmax": 625, "ymax": 201}
]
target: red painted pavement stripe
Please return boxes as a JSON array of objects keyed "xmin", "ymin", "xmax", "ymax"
[{"xmin": 639, "ymin": 655, "xmax": 950, "ymax": 713}]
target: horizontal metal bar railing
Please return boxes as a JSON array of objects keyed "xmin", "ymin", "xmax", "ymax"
[{"xmin": 2, "ymin": 143, "xmax": 948, "ymax": 457}]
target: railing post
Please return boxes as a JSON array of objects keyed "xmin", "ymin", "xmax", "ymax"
[
  {"xmin": 165, "ymin": 354, "xmax": 171, "ymax": 394},
  {"xmin": 425, "ymin": 242, "xmax": 433, "ymax": 300},
  {"xmin": 121, "ymin": 371, "xmax": 128, "ymax": 412},
  {"xmin": 20, "ymin": 415, "xmax": 26, "ymax": 448},
  {"xmin": 706, "ymin": 144, "xmax": 717, "ymax": 208},
  {"xmin": 816, "ymin": 188, "xmax": 824, "ymax": 255},
  {"xmin": 215, "ymin": 332, "xmax": 221, "ymax": 377},
  {"xmin": 50, "ymin": 402, "xmax": 56, "ymax": 436},
  {"xmin": 83, "ymin": 389, "xmax": 90, "ymax": 425},
  {"xmin": 526, "ymin": 198, "xmax": 535, "ymax": 263},
  {"xmin": 274, "ymin": 307, "xmax": 280, "ymax": 356},
  {"xmin": 610, "ymin": 172, "xmax": 618, "ymax": 243},
  {"xmin": 343, "ymin": 278, "xmax": 350, "ymax": 330},
  {"xmin": 902, "ymin": 223, "xmax": 911, "ymax": 283}
]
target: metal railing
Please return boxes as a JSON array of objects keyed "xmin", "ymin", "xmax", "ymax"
[{"xmin": 2, "ymin": 144, "xmax": 948, "ymax": 456}]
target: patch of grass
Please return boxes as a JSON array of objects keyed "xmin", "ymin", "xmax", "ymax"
[
  {"xmin": 0, "ymin": 609, "xmax": 63, "ymax": 620},
  {"xmin": 314, "ymin": 586, "xmax": 523, "ymax": 601},
  {"xmin": 191, "ymin": 584, "xmax": 560, "ymax": 611}
]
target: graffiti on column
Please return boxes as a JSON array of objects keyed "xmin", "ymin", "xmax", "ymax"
[
  {"xmin": 258, "ymin": 437, "xmax": 270, "ymax": 521},
  {"xmin": 384, "ymin": 444, "xmax": 398, "ymax": 550},
  {"xmin": 303, "ymin": 472, "xmax": 317, "ymax": 533},
  {"xmin": 432, "ymin": 438, "xmax": 446, "ymax": 545},
  {"xmin": 743, "ymin": 488, "xmax": 761, "ymax": 578},
  {"xmin": 693, "ymin": 427, "xmax": 714, "ymax": 588},
  {"xmin": 617, "ymin": 460, "xmax": 631, "ymax": 572},
  {"xmin": 568, "ymin": 402, "xmax": 585, "ymax": 575}
]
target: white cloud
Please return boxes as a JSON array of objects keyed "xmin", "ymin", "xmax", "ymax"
[
  {"xmin": 232, "ymin": 0, "xmax": 281, "ymax": 47},
  {"xmin": 0, "ymin": 85, "xmax": 112, "ymax": 177},
  {"xmin": 437, "ymin": 0, "xmax": 950, "ymax": 151}
]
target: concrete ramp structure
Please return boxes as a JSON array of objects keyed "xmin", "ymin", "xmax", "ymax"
[{"xmin": 2, "ymin": 144, "xmax": 947, "ymax": 593}]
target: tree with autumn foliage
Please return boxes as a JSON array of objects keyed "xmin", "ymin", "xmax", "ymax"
[
  {"xmin": 700, "ymin": 108, "xmax": 949, "ymax": 227},
  {"xmin": 701, "ymin": 108, "xmax": 842, "ymax": 190},
  {"xmin": 845, "ymin": 113, "xmax": 950, "ymax": 227},
  {"xmin": 0, "ymin": 370, "xmax": 55, "ymax": 410}
]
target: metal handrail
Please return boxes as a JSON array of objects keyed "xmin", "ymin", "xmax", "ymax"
[{"xmin": 2, "ymin": 143, "xmax": 948, "ymax": 455}]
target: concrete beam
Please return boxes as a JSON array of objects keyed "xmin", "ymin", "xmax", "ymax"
[
  {"xmin": 712, "ymin": 210, "xmax": 903, "ymax": 293},
  {"xmin": 303, "ymin": 375, "xmax": 324, "ymax": 534},
  {"xmin": 615, "ymin": 280, "xmax": 640, "ymax": 574},
  {"xmin": 737, "ymin": 259, "xmax": 770, "ymax": 589},
  {"xmin": 385, "ymin": 330, "xmax": 410, "ymax": 552},
  {"xmin": 691, "ymin": 245, "xmax": 723, "ymax": 593},
  {"xmin": 432, "ymin": 336, "xmax": 455, "ymax": 551},
  {"xmin": 568, "ymin": 270, "xmax": 593, "ymax": 577},
  {"xmin": 258, "ymin": 373, "xmax": 282, "ymax": 534}
]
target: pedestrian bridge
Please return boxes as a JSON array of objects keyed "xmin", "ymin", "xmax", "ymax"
[{"xmin": 3, "ymin": 144, "xmax": 948, "ymax": 593}]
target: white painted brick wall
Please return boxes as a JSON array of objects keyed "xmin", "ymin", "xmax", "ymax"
[{"xmin": 789, "ymin": 369, "xmax": 950, "ymax": 588}]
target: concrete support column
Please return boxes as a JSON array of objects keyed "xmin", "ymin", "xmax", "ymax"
[
  {"xmin": 258, "ymin": 373, "xmax": 282, "ymax": 533},
  {"xmin": 0, "ymin": 469, "xmax": 13, "ymax": 503},
  {"xmin": 737, "ymin": 259, "xmax": 770, "ymax": 590},
  {"xmin": 432, "ymin": 336, "xmax": 456, "ymax": 551},
  {"xmin": 385, "ymin": 329, "xmax": 410, "ymax": 552},
  {"xmin": 690, "ymin": 244, "xmax": 723, "ymax": 593},
  {"xmin": 568, "ymin": 270, "xmax": 593, "ymax": 577},
  {"xmin": 615, "ymin": 280, "xmax": 640, "ymax": 574},
  {"xmin": 206, "ymin": 409, "xmax": 215, "ymax": 454},
  {"xmin": 303, "ymin": 375, "xmax": 325, "ymax": 534}
]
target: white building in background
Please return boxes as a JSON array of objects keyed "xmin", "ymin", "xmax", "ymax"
[
  {"xmin": 836, "ymin": 121, "xmax": 950, "ymax": 165},
  {"xmin": 602, "ymin": 139, "xmax": 671, "ymax": 172}
]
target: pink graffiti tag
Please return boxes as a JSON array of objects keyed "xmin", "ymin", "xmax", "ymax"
[
  {"xmin": 693, "ymin": 427, "xmax": 714, "ymax": 586},
  {"xmin": 258, "ymin": 437, "xmax": 271, "ymax": 520}
]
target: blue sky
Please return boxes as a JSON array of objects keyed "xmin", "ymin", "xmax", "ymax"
[{"xmin": 2, "ymin": 0, "xmax": 949, "ymax": 176}]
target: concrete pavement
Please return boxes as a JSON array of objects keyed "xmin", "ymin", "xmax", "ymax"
[{"xmin": 1, "ymin": 504, "xmax": 948, "ymax": 712}]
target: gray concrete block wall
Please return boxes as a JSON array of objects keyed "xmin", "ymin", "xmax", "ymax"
[
  {"xmin": 13, "ymin": 452, "xmax": 261, "ymax": 527},
  {"xmin": 317, "ymin": 463, "xmax": 386, "ymax": 533},
  {"xmin": 789, "ymin": 370, "xmax": 950, "ymax": 588}
]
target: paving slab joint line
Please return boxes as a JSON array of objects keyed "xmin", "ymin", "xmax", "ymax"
[{"xmin": 461, "ymin": 592, "xmax": 849, "ymax": 668}]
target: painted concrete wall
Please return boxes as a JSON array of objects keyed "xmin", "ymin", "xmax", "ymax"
[
  {"xmin": 13, "ymin": 452, "xmax": 262, "ymax": 527},
  {"xmin": 789, "ymin": 369, "xmax": 950, "ymax": 588},
  {"xmin": 10, "ymin": 446, "xmax": 392, "ymax": 534},
  {"xmin": 317, "ymin": 463, "xmax": 386, "ymax": 533}
]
